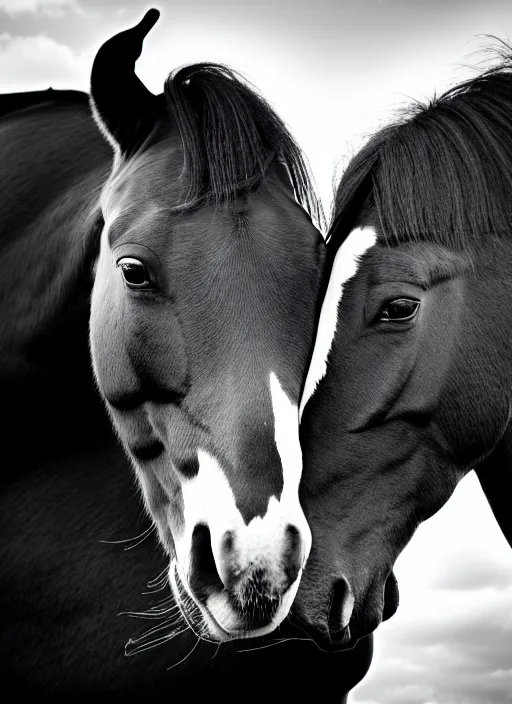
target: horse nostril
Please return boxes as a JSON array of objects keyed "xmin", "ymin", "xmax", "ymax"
[
  {"xmin": 328, "ymin": 576, "xmax": 355, "ymax": 639},
  {"xmin": 189, "ymin": 524, "xmax": 224, "ymax": 600},
  {"xmin": 286, "ymin": 524, "xmax": 301, "ymax": 552},
  {"xmin": 283, "ymin": 524, "xmax": 303, "ymax": 585},
  {"xmin": 382, "ymin": 571, "xmax": 400, "ymax": 622}
]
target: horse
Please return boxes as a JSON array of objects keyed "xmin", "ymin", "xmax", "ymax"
[
  {"xmin": 0, "ymin": 8, "xmax": 374, "ymax": 701},
  {"xmin": 293, "ymin": 44, "xmax": 512, "ymax": 665}
]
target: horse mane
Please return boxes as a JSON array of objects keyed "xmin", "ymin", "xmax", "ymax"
[
  {"xmin": 329, "ymin": 41, "xmax": 512, "ymax": 249},
  {"xmin": 0, "ymin": 88, "xmax": 89, "ymax": 119},
  {"xmin": 163, "ymin": 63, "xmax": 324, "ymax": 227}
]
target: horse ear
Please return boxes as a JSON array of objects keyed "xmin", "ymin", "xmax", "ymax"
[
  {"xmin": 90, "ymin": 9, "xmax": 162, "ymax": 156},
  {"xmin": 474, "ymin": 428, "xmax": 512, "ymax": 549}
]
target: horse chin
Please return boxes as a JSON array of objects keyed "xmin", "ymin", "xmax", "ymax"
[
  {"xmin": 170, "ymin": 559, "xmax": 303, "ymax": 642},
  {"xmin": 205, "ymin": 568, "xmax": 304, "ymax": 641}
]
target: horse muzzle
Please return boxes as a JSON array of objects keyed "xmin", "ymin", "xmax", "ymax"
[
  {"xmin": 290, "ymin": 571, "xmax": 400, "ymax": 652},
  {"xmin": 171, "ymin": 521, "xmax": 308, "ymax": 640}
]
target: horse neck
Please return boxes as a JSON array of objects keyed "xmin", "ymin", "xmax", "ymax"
[{"xmin": 0, "ymin": 103, "xmax": 113, "ymax": 462}]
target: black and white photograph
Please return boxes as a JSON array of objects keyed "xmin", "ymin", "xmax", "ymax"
[{"xmin": 1, "ymin": 1, "xmax": 511, "ymax": 702}]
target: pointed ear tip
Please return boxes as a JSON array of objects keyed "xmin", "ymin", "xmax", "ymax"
[{"xmin": 141, "ymin": 8, "xmax": 161, "ymax": 28}]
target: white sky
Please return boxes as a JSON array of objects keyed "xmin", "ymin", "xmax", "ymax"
[{"xmin": 1, "ymin": 1, "xmax": 511, "ymax": 701}]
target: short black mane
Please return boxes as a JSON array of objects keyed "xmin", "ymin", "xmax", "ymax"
[
  {"xmin": 164, "ymin": 63, "xmax": 324, "ymax": 226},
  {"xmin": 329, "ymin": 43, "xmax": 512, "ymax": 249}
]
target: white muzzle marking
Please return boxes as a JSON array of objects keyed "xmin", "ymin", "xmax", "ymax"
[{"xmin": 172, "ymin": 371, "xmax": 311, "ymax": 638}]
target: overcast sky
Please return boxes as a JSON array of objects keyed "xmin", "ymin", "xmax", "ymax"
[{"xmin": 2, "ymin": 1, "xmax": 512, "ymax": 702}]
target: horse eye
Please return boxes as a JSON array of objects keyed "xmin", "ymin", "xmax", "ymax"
[
  {"xmin": 117, "ymin": 257, "xmax": 151, "ymax": 288},
  {"xmin": 379, "ymin": 298, "xmax": 420, "ymax": 323}
]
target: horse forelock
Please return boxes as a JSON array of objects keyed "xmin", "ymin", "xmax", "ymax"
[
  {"xmin": 162, "ymin": 63, "xmax": 324, "ymax": 228},
  {"xmin": 328, "ymin": 44, "xmax": 512, "ymax": 252}
]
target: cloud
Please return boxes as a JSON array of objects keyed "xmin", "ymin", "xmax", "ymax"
[
  {"xmin": 0, "ymin": 32, "xmax": 90, "ymax": 91},
  {"xmin": 0, "ymin": 0, "xmax": 77, "ymax": 16},
  {"xmin": 432, "ymin": 553, "xmax": 512, "ymax": 592},
  {"xmin": 350, "ymin": 474, "xmax": 512, "ymax": 704},
  {"xmin": 350, "ymin": 584, "xmax": 512, "ymax": 704},
  {"xmin": 352, "ymin": 608, "xmax": 512, "ymax": 704}
]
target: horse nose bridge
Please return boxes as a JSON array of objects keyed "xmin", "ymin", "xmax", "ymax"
[
  {"xmin": 211, "ymin": 368, "xmax": 303, "ymax": 512},
  {"xmin": 223, "ymin": 424, "xmax": 286, "ymax": 519}
]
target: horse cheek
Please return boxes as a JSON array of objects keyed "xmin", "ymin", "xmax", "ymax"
[{"xmin": 89, "ymin": 273, "xmax": 139, "ymax": 404}]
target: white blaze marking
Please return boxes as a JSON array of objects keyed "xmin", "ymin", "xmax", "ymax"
[
  {"xmin": 269, "ymin": 371, "xmax": 312, "ymax": 564},
  {"xmin": 299, "ymin": 226, "xmax": 378, "ymax": 420},
  {"xmin": 174, "ymin": 372, "xmax": 311, "ymax": 638},
  {"xmin": 178, "ymin": 450, "xmax": 242, "ymax": 587}
]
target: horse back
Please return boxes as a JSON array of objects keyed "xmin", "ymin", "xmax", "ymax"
[
  {"xmin": 0, "ymin": 93, "xmax": 111, "ymax": 461},
  {"xmin": 0, "ymin": 91, "xmax": 109, "ymax": 248},
  {"xmin": 0, "ymin": 88, "xmax": 88, "ymax": 118}
]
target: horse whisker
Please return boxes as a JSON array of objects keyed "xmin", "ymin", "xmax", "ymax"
[
  {"xmin": 143, "ymin": 584, "xmax": 169, "ymax": 594},
  {"xmin": 119, "ymin": 602, "xmax": 180, "ymax": 618},
  {"xmin": 99, "ymin": 525, "xmax": 155, "ymax": 546},
  {"xmin": 237, "ymin": 637, "xmax": 309, "ymax": 654},
  {"xmin": 128, "ymin": 618, "xmax": 183, "ymax": 643},
  {"xmin": 125, "ymin": 629, "xmax": 189, "ymax": 657},
  {"xmin": 211, "ymin": 642, "xmax": 222, "ymax": 660},
  {"xmin": 146, "ymin": 567, "xmax": 168, "ymax": 589},
  {"xmin": 165, "ymin": 637, "xmax": 201, "ymax": 671}
]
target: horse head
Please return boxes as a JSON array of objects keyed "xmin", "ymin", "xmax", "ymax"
[
  {"xmin": 88, "ymin": 10, "xmax": 326, "ymax": 641},
  {"xmin": 294, "ymin": 55, "xmax": 512, "ymax": 650}
]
